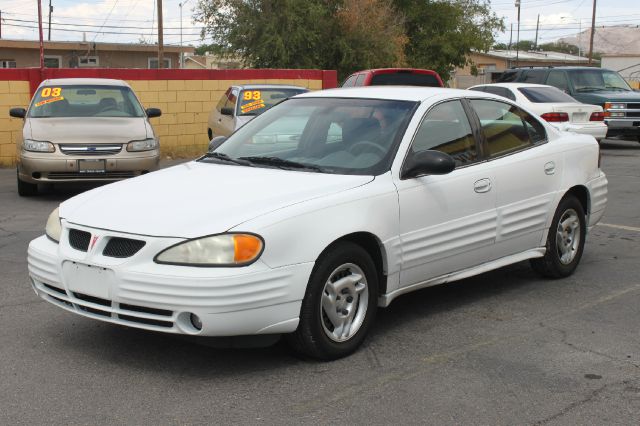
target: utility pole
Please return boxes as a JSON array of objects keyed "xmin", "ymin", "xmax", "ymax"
[
  {"xmin": 179, "ymin": 0, "xmax": 191, "ymax": 69},
  {"xmin": 588, "ymin": 0, "xmax": 597, "ymax": 65},
  {"xmin": 157, "ymin": 0, "xmax": 164, "ymax": 69},
  {"xmin": 508, "ymin": 23, "xmax": 513, "ymax": 51},
  {"xmin": 515, "ymin": 0, "xmax": 521, "ymax": 67},
  {"xmin": 47, "ymin": 0, "xmax": 53, "ymax": 41},
  {"xmin": 0, "ymin": 10, "xmax": 3, "ymax": 39},
  {"xmin": 37, "ymin": 0, "xmax": 44, "ymax": 69},
  {"xmin": 534, "ymin": 14, "xmax": 540, "ymax": 50}
]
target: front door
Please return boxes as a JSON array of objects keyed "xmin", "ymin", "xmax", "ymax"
[{"xmin": 394, "ymin": 99, "xmax": 497, "ymax": 287}]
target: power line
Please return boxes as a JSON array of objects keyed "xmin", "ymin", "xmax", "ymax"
[
  {"xmin": 3, "ymin": 17, "xmax": 202, "ymax": 31},
  {"xmin": 2, "ymin": 22, "xmax": 201, "ymax": 37}
]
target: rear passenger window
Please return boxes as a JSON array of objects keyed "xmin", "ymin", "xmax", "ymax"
[
  {"xmin": 546, "ymin": 71, "xmax": 570, "ymax": 92},
  {"xmin": 483, "ymin": 86, "xmax": 516, "ymax": 101},
  {"xmin": 469, "ymin": 99, "xmax": 546, "ymax": 158},
  {"xmin": 409, "ymin": 100, "xmax": 477, "ymax": 167},
  {"xmin": 522, "ymin": 70, "xmax": 547, "ymax": 84}
]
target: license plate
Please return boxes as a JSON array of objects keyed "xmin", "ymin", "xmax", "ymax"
[
  {"xmin": 63, "ymin": 261, "xmax": 113, "ymax": 300},
  {"xmin": 78, "ymin": 159, "xmax": 105, "ymax": 173},
  {"xmin": 571, "ymin": 113, "xmax": 587, "ymax": 122}
]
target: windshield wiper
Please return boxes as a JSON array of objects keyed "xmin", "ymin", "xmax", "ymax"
[
  {"xmin": 605, "ymin": 86, "xmax": 631, "ymax": 91},
  {"xmin": 238, "ymin": 156, "xmax": 325, "ymax": 172},
  {"xmin": 576, "ymin": 86, "xmax": 605, "ymax": 92},
  {"xmin": 199, "ymin": 152, "xmax": 253, "ymax": 166}
]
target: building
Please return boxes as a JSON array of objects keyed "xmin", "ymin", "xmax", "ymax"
[
  {"xmin": 454, "ymin": 50, "xmax": 595, "ymax": 89},
  {"xmin": 183, "ymin": 52, "xmax": 245, "ymax": 70},
  {"xmin": 600, "ymin": 54, "xmax": 640, "ymax": 89},
  {"xmin": 0, "ymin": 39, "xmax": 195, "ymax": 69}
]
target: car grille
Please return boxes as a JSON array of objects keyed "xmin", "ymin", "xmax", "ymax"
[
  {"xmin": 47, "ymin": 171, "xmax": 138, "ymax": 180},
  {"xmin": 625, "ymin": 112, "xmax": 640, "ymax": 118},
  {"xmin": 59, "ymin": 144, "xmax": 123, "ymax": 155},
  {"xmin": 626, "ymin": 103, "xmax": 640, "ymax": 110},
  {"xmin": 103, "ymin": 237, "xmax": 146, "ymax": 258},
  {"xmin": 68, "ymin": 229, "xmax": 91, "ymax": 252},
  {"xmin": 37, "ymin": 282, "xmax": 174, "ymax": 329}
]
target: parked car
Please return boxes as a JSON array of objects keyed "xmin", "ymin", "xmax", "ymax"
[
  {"xmin": 9, "ymin": 78, "xmax": 161, "ymax": 196},
  {"xmin": 207, "ymin": 84, "xmax": 309, "ymax": 139},
  {"xmin": 497, "ymin": 66, "xmax": 640, "ymax": 141},
  {"xmin": 341, "ymin": 68, "xmax": 444, "ymax": 88},
  {"xmin": 469, "ymin": 83, "xmax": 607, "ymax": 141},
  {"xmin": 29, "ymin": 87, "xmax": 607, "ymax": 360}
]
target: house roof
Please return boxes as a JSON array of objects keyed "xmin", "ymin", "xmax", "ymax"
[
  {"xmin": 0, "ymin": 39, "xmax": 194, "ymax": 54},
  {"xmin": 474, "ymin": 50, "xmax": 594, "ymax": 63}
]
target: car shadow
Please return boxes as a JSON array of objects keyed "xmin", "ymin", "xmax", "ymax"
[
  {"xmin": 600, "ymin": 138, "xmax": 640, "ymax": 150},
  {"xmin": 56, "ymin": 261, "xmax": 540, "ymax": 374}
]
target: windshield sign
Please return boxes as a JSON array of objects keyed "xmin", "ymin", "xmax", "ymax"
[
  {"xmin": 237, "ymin": 88, "xmax": 307, "ymax": 116},
  {"xmin": 204, "ymin": 97, "xmax": 417, "ymax": 176},
  {"xmin": 29, "ymin": 85, "xmax": 145, "ymax": 118}
]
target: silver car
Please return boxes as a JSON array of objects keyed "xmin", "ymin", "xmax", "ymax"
[
  {"xmin": 10, "ymin": 78, "xmax": 161, "ymax": 196},
  {"xmin": 207, "ymin": 84, "xmax": 309, "ymax": 140}
]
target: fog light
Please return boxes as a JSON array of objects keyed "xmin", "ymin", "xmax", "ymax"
[{"xmin": 190, "ymin": 313, "xmax": 202, "ymax": 330}]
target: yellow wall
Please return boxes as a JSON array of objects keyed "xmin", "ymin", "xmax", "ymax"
[
  {"xmin": 0, "ymin": 81, "xmax": 31, "ymax": 167},
  {"xmin": 0, "ymin": 77, "xmax": 323, "ymax": 167}
]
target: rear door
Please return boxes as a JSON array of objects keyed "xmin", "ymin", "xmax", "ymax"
[{"xmin": 468, "ymin": 98, "xmax": 561, "ymax": 259}]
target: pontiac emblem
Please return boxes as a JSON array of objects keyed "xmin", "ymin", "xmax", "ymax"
[{"xmin": 90, "ymin": 235, "xmax": 99, "ymax": 251}]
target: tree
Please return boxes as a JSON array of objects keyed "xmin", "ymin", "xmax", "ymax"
[
  {"xmin": 194, "ymin": 0, "xmax": 406, "ymax": 79},
  {"xmin": 394, "ymin": 0, "xmax": 504, "ymax": 81}
]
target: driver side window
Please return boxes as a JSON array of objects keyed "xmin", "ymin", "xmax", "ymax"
[{"xmin": 408, "ymin": 100, "xmax": 478, "ymax": 167}]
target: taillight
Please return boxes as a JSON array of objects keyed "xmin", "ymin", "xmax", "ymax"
[
  {"xmin": 541, "ymin": 112, "xmax": 569, "ymax": 122},
  {"xmin": 590, "ymin": 111, "xmax": 605, "ymax": 121}
]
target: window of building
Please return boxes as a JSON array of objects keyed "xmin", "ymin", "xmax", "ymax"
[
  {"xmin": 44, "ymin": 56, "xmax": 62, "ymax": 68},
  {"xmin": 78, "ymin": 56, "xmax": 99, "ymax": 67},
  {"xmin": 0, "ymin": 60, "xmax": 17, "ymax": 68},
  {"xmin": 148, "ymin": 57, "xmax": 172, "ymax": 69}
]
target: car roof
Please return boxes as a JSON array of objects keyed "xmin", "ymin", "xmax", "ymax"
[
  {"xmin": 296, "ymin": 86, "xmax": 487, "ymax": 102},
  {"xmin": 510, "ymin": 66, "xmax": 613, "ymax": 71},
  {"xmin": 470, "ymin": 83, "xmax": 556, "ymax": 89},
  {"xmin": 232, "ymin": 84, "xmax": 309, "ymax": 91},
  {"xmin": 39, "ymin": 78, "xmax": 130, "ymax": 87}
]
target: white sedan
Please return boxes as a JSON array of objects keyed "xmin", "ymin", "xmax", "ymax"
[
  {"xmin": 28, "ymin": 87, "xmax": 608, "ymax": 360},
  {"xmin": 469, "ymin": 83, "xmax": 608, "ymax": 141}
]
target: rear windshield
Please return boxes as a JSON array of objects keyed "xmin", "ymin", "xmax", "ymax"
[
  {"xmin": 370, "ymin": 72, "xmax": 442, "ymax": 87},
  {"xmin": 29, "ymin": 85, "xmax": 144, "ymax": 118},
  {"xmin": 237, "ymin": 88, "xmax": 308, "ymax": 116},
  {"xmin": 518, "ymin": 87, "xmax": 578, "ymax": 103}
]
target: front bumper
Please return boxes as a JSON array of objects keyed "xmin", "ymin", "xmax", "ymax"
[
  {"xmin": 18, "ymin": 148, "xmax": 160, "ymax": 184},
  {"xmin": 28, "ymin": 227, "xmax": 313, "ymax": 336},
  {"xmin": 604, "ymin": 119, "xmax": 640, "ymax": 137}
]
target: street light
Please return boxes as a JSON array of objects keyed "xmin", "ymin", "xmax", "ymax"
[{"xmin": 179, "ymin": 0, "xmax": 191, "ymax": 68}]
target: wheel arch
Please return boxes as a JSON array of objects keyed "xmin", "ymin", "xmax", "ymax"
[
  {"xmin": 564, "ymin": 185, "xmax": 590, "ymax": 215},
  {"xmin": 322, "ymin": 232, "xmax": 389, "ymax": 296}
]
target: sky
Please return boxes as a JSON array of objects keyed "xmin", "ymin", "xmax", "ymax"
[{"xmin": 0, "ymin": 0, "xmax": 639, "ymax": 48}]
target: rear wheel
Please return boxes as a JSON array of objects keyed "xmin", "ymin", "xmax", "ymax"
[
  {"xmin": 287, "ymin": 241, "xmax": 378, "ymax": 360},
  {"xmin": 17, "ymin": 169, "xmax": 37, "ymax": 196},
  {"xmin": 531, "ymin": 195, "xmax": 586, "ymax": 278}
]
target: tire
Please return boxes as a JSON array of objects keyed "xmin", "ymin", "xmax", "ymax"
[
  {"xmin": 17, "ymin": 169, "xmax": 38, "ymax": 197},
  {"xmin": 208, "ymin": 128, "xmax": 213, "ymax": 140},
  {"xmin": 531, "ymin": 194, "xmax": 586, "ymax": 278},
  {"xmin": 287, "ymin": 241, "xmax": 378, "ymax": 360}
]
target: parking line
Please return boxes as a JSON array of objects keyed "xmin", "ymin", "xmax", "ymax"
[{"xmin": 597, "ymin": 223, "xmax": 640, "ymax": 232}]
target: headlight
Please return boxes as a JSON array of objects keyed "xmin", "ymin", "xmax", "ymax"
[
  {"xmin": 154, "ymin": 233, "xmax": 264, "ymax": 266},
  {"xmin": 23, "ymin": 139, "xmax": 55, "ymax": 152},
  {"xmin": 126, "ymin": 138, "xmax": 158, "ymax": 152},
  {"xmin": 604, "ymin": 102, "xmax": 625, "ymax": 110},
  {"xmin": 45, "ymin": 207, "xmax": 61, "ymax": 243}
]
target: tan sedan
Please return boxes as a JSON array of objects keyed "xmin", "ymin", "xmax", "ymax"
[{"xmin": 10, "ymin": 78, "xmax": 161, "ymax": 196}]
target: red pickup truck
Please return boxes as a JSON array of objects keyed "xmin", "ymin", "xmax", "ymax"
[{"xmin": 341, "ymin": 68, "xmax": 444, "ymax": 88}]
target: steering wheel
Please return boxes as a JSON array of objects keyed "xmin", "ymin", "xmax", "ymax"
[{"xmin": 348, "ymin": 140, "xmax": 386, "ymax": 157}]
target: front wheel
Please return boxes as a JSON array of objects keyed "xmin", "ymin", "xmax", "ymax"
[
  {"xmin": 531, "ymin": 194, "xmax": 586, "ymax": 278},
  {"xmin": 287, "ymin": 241, "xmax": 378, "ymax": 360}
]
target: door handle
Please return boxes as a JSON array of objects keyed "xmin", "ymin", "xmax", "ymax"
[
  {"xmin": 544, "ymin": 161, "xmax": 556, "ymax": 175},
  {"xmin": 474, "ymin": 178, "xmax": 492, "ymax": 193}
]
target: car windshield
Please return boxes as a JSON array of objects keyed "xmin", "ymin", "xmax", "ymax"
[
  {"xmin": 370, "ymin": 72, "xmax": 441, "ymax": 87},
  {"xmin": 204, "ymin": 97, "xmax": 417, "ymax": 175},
  {"xmin": 569, "ymin": 70, "xmax": 632, "ymax": 92},
  {"xmin": 28, "ymin": 85, "xmax": 145, "ymax": 118},
  {"xmin": 518, "ymin": 87, "xmax": 578, "ymax": 103},
  {"xmin": 237, "ymin": 88, "xmax": 308, "ymax": 116}
]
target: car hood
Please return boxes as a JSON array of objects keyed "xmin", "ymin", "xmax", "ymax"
[
  {"xmin": 573, "ymin": 90, "xmax": 640, "ymax": 104},
  {"xmin": 60, "ymin": 161, "xmax": 373, "ymax": 238},
  {"xmin": 26, "ymin": 117, "xmax": 150, "ymax": 144}
]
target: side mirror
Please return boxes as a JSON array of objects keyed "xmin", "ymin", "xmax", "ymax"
[
  {"xmin": 221, "ymin": 106, "xmax": 234, "ymax": 116},
  {"xmin": 9, "ymin": 108, "xmax": 26, "ymax": 118},
  {"xmin": 401, "ymin": 150, "xmax": 456, "ymax": 179},
  {"xmin": 146, "ymin": 108, "xmax": 162, "ymax": 118},
  {"xmin": 208, "ymin": 136, "xmax": 227, "ymax": 152}
]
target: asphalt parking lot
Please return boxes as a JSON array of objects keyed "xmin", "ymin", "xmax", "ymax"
[{"xmin": 1, "ymin": 140, "xmax": 639, "ymax": 425}]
